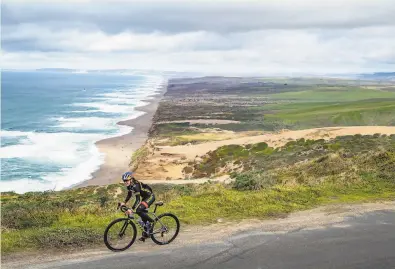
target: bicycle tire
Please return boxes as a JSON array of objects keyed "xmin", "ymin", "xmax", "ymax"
[
  {"xmin": 151, "ymin": 213, "xmax": 180, "ymax": 245},
  {"xmin": 104, "ymin": 218, "xmax": 137, "ymax": 251}
]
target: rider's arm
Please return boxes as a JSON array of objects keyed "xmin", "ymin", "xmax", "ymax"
[
  {"xmin": 124, "ymin": 190, "xmax": 132, "ymax": 204},
  {"xmin": 131, "ymin": 183, "xmax": 142, "ymax": 210}
]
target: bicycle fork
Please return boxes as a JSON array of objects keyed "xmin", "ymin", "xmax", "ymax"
[{"xmin": 118, "ymin": 220, "xmax": 129, "ymax": 238}]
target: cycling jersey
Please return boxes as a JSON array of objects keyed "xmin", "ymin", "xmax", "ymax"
[{"xmin": 124, "ymin": 179, "xmax": 154, "ymax": 210}]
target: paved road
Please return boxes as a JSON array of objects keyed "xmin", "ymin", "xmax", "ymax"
[{"xmin": 27, "ymin": 210, "xmax": 395, "ymax": 269}]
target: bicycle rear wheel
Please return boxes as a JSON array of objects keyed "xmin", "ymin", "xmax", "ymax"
[
  {"xmin": 104, "ymin": 218, "xmax": 137, "ymax": 251},
  {"xmin": 151, "ymin": 213, "xmax": 180, "ymax": 245}
]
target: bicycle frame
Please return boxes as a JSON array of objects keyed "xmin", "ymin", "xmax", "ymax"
[{"xmin": 127, "ymin": 205, "xmax": 168, "ymax": 235}]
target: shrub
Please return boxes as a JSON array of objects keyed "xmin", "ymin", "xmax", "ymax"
[
  {"xmin": 30, "ymin": 227, "xmax": 103, "ymax": 249},
  {"xmin": 251, "ymin": 142, "xmax": 269, "ymax": 152},
  {"xmin": 1, "ymin": 203, "xmax": 59, "ymax": 229},
  {"xmin": 183, "ymin": 166, "xmax": 194, "ymax": 174},
  {"xmin": 98, "ymin": 195, "xmax": 110, "ymax": 208},
  {"xmin": 233, "ymin": 171, "xmax": 277, "ymax": 190}
]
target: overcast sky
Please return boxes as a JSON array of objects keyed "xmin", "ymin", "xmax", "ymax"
[{"xmin": 2, "ymin": 0, "xmax": 395, "ymax": 75}]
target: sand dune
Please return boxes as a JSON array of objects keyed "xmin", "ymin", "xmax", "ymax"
[{"xmin": 135, "ymin": 126, "xmax": 395, "ymax": 181}]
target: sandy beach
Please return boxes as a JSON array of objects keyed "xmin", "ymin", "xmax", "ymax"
[{"xmin": 74, "ymin": 86, "xmax": 166, "ymax": 188}]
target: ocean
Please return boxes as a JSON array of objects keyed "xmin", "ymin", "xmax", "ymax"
[{"xmin": 1, "ymin": 71, "xmax": 165, "ymax": 193}]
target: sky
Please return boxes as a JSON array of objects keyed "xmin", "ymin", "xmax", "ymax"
[{"xmin": 2, "ymin": 0, "xmax": 395, "ymax": 75}]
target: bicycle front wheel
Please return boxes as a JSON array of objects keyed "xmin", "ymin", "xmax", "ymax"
[
  {"xmin": 104, "ymin": 218, "xmax": 137, "ymax": 251},
  {"xmin": 151, "ymin": 213, "xmax": 180, "ymax": 245}
]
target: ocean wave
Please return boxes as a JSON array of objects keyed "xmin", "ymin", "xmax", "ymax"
[
  {"xmin": 40, "ymin": 144, "xmax": 104, "ymax": 191},
  {"xmin": 0, "ymin": 178, "xmax": 59, "ymax": 193},
  {"xmin": 1, "ymin": 74, "xmax": 166, "ymax": 193},
  {"xmin": 0, "ymin": 130, "xmax": 33, "ymax": 137},
  {"xmin": 0, "ymin": 145, "xmax": 103, "ymax": 193},
  {"xmin": 71, "ymin": 102, "xmax": 134, "ymax": 113},
  {"xmin": 0, "ymin": 131, "xmax": 105, "ymax": 163},
  {"xmin": 88, "ymin": 97, "xmax": 150, "ymax": 107},
  {"xmin": 53, "ymin": 117, "xmax": 119, "ymax": 130}
]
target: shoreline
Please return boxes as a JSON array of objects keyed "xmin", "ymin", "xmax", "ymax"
[{"xmin": 72, "ymin": 84, "xmax": 166, "ymax": 188}]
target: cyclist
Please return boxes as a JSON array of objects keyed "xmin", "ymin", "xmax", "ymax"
[{"xmin": 119, "ymin": 171, "xmax": 156, "ymax": 242}]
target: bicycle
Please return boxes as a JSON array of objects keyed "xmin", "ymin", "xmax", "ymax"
[{"xmin": 104, "ymin": 201, "xmax": 180, "ymax": 251}]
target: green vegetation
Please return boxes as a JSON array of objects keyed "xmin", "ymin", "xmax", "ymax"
[
  {"xmin": 264, "ymin": 99, "xmax": 395, "ymax": 129},
  {"xmin": 166, "ymin": 181, "xmax": 395, "ymax": 224},
  {"xmin": 152, "ymin": 123, "xmax": 236, "ymax": 146},
  {"xmin": 3, "ymin": 135, "xmax": 395, "ymax": 254},
  {"xmin": 169, "ymin": 135, "xmax": 395, "ymax": 224},
  {"xmin": 268, "ymin": 87, "xmax": 395, "ymax": 102},
  {"xmin": 191, "ymin": 134, "xmax": 395, "ymax": 178},
  {"xmin": 1, "ymin": 184, "xmax": 183, "ymax": 253},
  {"xmin": 151, "ymin": 79, "xmax": 395, "ymax": 137},
  {"xmin": 151, "ymin": 123, "xmax": 206, "ymax": 145},
  {"xmin": 129, "ymin": 145, "xmax": 150, "ymax": 169},
  {"xmin": 151, "ymin": 123, "xmax": 200, "ymax": 137}
]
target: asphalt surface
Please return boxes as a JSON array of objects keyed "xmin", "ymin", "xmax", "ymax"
[{"xmin": 25, "ymin": 210, "xmax": 395, "ymax": 269}]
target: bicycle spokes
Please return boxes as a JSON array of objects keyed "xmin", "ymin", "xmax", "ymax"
[
  {"xmin": 151, "ymin": 214, "xmax": 179, "ymax": 244},
  {"xmin": 106, "ymin": 220, "xmax": 135, "ymax": 250}
]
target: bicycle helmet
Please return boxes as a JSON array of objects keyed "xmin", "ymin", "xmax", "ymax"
[{"xmin": 122, "ymin": 171, "xmax": 134, "ymax": 181}]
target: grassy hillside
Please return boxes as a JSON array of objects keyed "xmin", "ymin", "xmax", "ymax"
[
  {"xmin": 2, "ymin": 135, "xmax": 395, "ymax": 254},
  {"xmin": 268, "ymin": 87, "xmax": 395, "ymax": 101},
  {"xmin": 151, "ymin": 79, "xmax": 395, "ymax": 137},
  {"xmin": 262, "ymin": 99, "xmax": 395, "ymax": 129}
]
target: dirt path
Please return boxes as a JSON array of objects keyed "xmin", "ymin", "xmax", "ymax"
[{"xmin": 3, "ymin": 201, "xmax": 394, "ymax": 269}]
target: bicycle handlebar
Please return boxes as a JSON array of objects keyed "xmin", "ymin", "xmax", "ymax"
[{"xmin": 117, "ymin": 202, "xmax": 129, "ymax": 213}]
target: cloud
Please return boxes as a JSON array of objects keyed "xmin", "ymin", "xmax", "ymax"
[
  {"xmin": 3, "ymin": 0, "xmax": 395, "ymax": 34},
  {"xmin": 2, "ymin": 0, "xmax": 395, "ymax": 74}
]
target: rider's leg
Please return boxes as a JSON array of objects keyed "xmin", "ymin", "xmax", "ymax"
[
  {"xmin": 136, "ymin": 203, "xmax": 154, "ymax": 223},
  {"xmin": 136, "ymin": 195, "xmax": 156, "ymax": 223},
  {"xmin": 137, "ymin": 195, "xmax": 156, "ymax": 241},
  {"xmin": 137, "ymin": 204, "xmax": 151, "ymax": 241}
]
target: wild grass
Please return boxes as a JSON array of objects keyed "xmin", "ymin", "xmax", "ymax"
[
  {"xmin": 129, "ymin": 146, "xmax": 150, "ymax": 170},
  {"xmin": 191, "ymin": 134, "xmax": 395, "ymax": 178},
  {"xmin": 165, "ymin": 182, "xmax": 395, "ymax": 225},
  {"xmin": 165, "ymin": 132, "xmax": 237, "ymax": 146},
  {"xmin": 267, "ymin": 87, "xmax": 395, "ymax": 102},
  {"xmin": 155, "ymin": 99, "xmax": 395, "ymax": 135},
  {"xmin": 2, "ymin": 148, "xmax": 394, "ymax": 254},
  {"xmin": 6, "ymin": 135, "xmax": 391, "ymax": 254}
]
